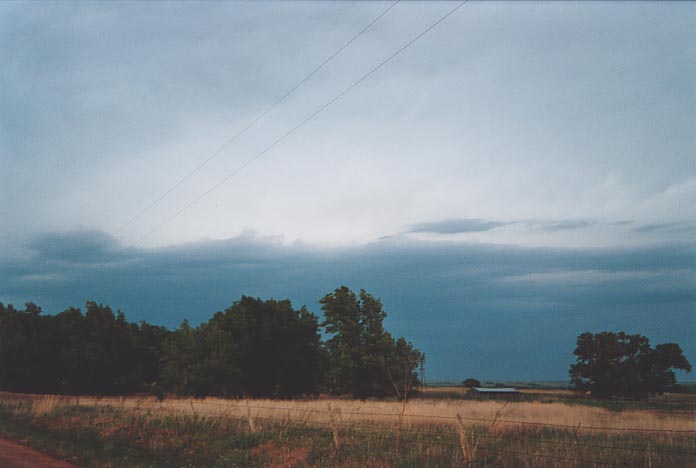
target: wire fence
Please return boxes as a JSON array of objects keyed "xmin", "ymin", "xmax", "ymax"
[
  {"xmin": 2, "ymin": 394, "xmax": 695, "ymax": 468},
  {"xmin": 124, "ymin": 397, "xmax": 696, "ymax": 436}
]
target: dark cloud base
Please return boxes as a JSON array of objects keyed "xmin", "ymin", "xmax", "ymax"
[
  {"xmin": 2, "ymin": 231, "xmax": 694, "ymax": 382},
  {"xmin": 410, "ymin": 218, "xmax": 509, "ymax": 234},
  {"xmin": 407, "ymin": 217, "xmax": 598, "ymax": 235}
]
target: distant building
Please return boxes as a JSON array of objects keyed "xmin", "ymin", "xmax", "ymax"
[{"xmin": 466, "ymin": 387, "xmax": 519, "ymax": 399}]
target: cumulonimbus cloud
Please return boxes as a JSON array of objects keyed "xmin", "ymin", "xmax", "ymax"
[{"xmin": 3, "ymin": 230, "xmax": 694, "ymax": 381}]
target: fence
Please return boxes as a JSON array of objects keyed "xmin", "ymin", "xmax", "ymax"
[{"xmin": 1, "ymin": 393, "xmax": 695, "ymax": 468}]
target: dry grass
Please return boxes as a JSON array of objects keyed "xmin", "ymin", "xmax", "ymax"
[
  {"xmin": 6, "ymin": 392, "xmax": 694, "ymax": 434},
  {"xmin": 1, "ymin": 392, "xmax": 695, "ymax": 467},
  {"xmin": 28, "ymin": 394, "xmax": 62, "ymax": 417},
  {"xmin": 249, "ymin": 442, "xmax": 309, "ymax": 468}
]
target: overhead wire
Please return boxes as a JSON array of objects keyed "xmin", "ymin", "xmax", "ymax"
[
  {"xmin": 109, "ymin": 0, "xmax": 468, "ymax": 261},
  {"xmin": 105, "ymin": 1, "xmax": 401, "ymax": 243}
]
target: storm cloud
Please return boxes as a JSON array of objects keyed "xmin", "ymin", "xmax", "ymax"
[
  {"xmin": 2, "ymin": 231, "xmax": 694, "ymax": 381},
  {"xmin": 2, "ymin": 2, "xmax": 695, "ymax": 251},
  {"xmin": 410, "ymin": 218, "xmax": 509, "ymax": 234},
  {"xmin": 409, "ymin": 218, "xmax": 597, "ymax": 235},
  {"xmin": 2, "ymin": 2, "xmax": 695, "ymax": 382}
]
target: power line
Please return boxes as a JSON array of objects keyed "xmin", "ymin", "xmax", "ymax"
[
  {"xmin": 60, "ymin": 2, "xmax": 402, "ymax": 268},
  {"xmin": 107, "ymin": 1, "xmax": 400, "ymax": 242},
  {"xmin": 110, "ymin": 0, "xmax": 468, "ymax": 260}
]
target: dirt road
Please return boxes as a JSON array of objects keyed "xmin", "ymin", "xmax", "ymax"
[{"xmin": 0, "ymin": 437, "xmax": 81, "ymax": 468}]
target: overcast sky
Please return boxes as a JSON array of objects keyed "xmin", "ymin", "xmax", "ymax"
[{"xmin": 1, "ymin": 1, "xmax": 694, "ymax": 380}]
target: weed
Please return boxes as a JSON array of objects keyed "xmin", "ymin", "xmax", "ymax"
[{"xmin": 0, "ymin": 392, "xmax": 694, "ymax": 467}]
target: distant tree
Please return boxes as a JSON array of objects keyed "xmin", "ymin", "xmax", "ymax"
[
  {"xmin": 569, "ymin": 331, "xmax": 692, "ymax": 399},
  {"xmin": 51, "ymin": 306, "xmax": 90, "ymax": 393},
  {"xmin": 206, "ymin": 297, "xmax": 323, "ymax": 397},
  {"xmin": 320, "ymin": 286, "xmax": 423, "ymax": 399},
  {"xmin": 0, "ymin": 301, "xmax": 170, "ymax": 395},
  {"xmin": 130, "ymin": 320, "xmax": 170, "ymax": 396},
  {"xmin": 161, "ymin": 297, "xmax": 323, "ymax": 397},
  {"xmin": 0, "ymin": 291, "xmax": 423, "ymax": 400},
  {"xmin": 161, "ymin": 319, "xmax": 207, "ymax": 396},
  {"xmin": 462, "ymin": 378, "xmax": 481, "ymax": 388},
  {"xmin": 79, "ymin": 302, "xmax": 149, "ymax": 394},
  {"xmin": 0, "ymin": 302, "xmax": 41, "ymax": 392}
]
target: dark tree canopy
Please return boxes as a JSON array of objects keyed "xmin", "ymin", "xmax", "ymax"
[
  {"xmin": 320, "ymin": 286, "xmax": 423, "ymax": 399},
  {"xmin": 462, "ymin": 378, "xmax": 481, "ymax": 388},
  {"xmin": 0, "ymin": 289, "xmax": 422, "ymax": 400},
  {"xmin": 569, "ymin": 331, "xmax": 691, "ymax": 399},
  {"xmin": 161, "ymin": 297, "xmax": 323, "ymax": 397},
  {"xmin": 0, "ymin": 302, "xmax": 168, "ymax": 395}
]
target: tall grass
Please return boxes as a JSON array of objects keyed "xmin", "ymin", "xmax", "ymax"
[
  {"xmin": 47, "ymin": 394, "xmax": 695, "ymax": 433},
  {"xmin": 0, "ymin": 392, "xmax": 694, "ymax": 467}
]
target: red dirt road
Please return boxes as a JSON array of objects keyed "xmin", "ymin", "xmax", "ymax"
[{"xmin": 0, "ymin": 438, "xmax": 81, "ymax": 468}]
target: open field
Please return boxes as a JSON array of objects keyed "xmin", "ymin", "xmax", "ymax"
[
  {"xmin": 423, "ymin": 387, "xmax": 696, "ymax": 412},
  {"xmin": 0, "ymin": 392, "xmax": 695, "ymax": 467}
]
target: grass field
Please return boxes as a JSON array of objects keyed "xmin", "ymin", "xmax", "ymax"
[
  {"xmin": 424, "ymin": 386, "xmax": 696, "ymax": 412},
  {"xmin": 0, "ymin": 391, "xmax": 694, "ymax": 467}
]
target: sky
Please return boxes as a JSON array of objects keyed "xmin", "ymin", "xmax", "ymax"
[{"xmin": 1, "ymin": 1, "xmax": 695, "ymax": 381}]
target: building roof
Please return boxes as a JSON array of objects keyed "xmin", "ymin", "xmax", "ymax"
[{"xmin": 470, "ymin": 387, "xmax": 518, "ymax": 393}]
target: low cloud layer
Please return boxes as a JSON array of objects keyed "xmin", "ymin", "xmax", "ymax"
[
  {"xmin": 1, "ymin": 2, "xmax": 694, "ymax": 382},
  {"xmin": 2, "ymin": 231, "xmax": 694, "ymax": 381},
  {"xmin": 410, "ymin": 218, "xmax": 509, "ymax": 234},
  {"xmin": 632, "ymin": 222, "xmax": 694, "ymax": 234},
  {"xmin": 408, "ymin": 217, "xmax": 598, "ymax": 235},
  {"xmin": 532, "ymin": 220, "xmax": 595, "ymax": 232}
]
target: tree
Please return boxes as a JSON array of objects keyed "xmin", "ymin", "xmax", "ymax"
[
  {"xmin": 161, "ymin": 297, "xmax": 323, "ymax": 397},
  {"xmin": 205, "ymin": 296, "xmax": 323, "ymax": 397},
  {"xmin": 462, "ymin": 378, "xmax": 481, "ymax": 388},
  {"xmin": 80, "ymin": 302, "xmax": 148, "ymax": 394},
  {"xmin": 0, "ymin": 291, "xmax": 424, "ymax": 400},
  {"xmin": 320, "ymin": 286, "xmax": 423, "ymax": 399},
  {"xmin": 569, "ymin": 331, "xmax": 691, "ymax": 399},
  {"xmin": 0, "ymin": 302, "xmax": 42, "ymax": 392},
  {"xmin": 0, "ymin": 301, "xmax": 170, "ymax": 395},
  {"xmin": 161, "ymin": 319, "xmax": 209, "ymax": 396}
]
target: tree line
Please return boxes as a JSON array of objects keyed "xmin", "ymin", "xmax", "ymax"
[
  {"xmin": 0, "ymin": 286, "xmax": 422, "ymax": 399},
  {"xmin": 569, "ymin": 331, "xmax": 691, "ymax": 399}
]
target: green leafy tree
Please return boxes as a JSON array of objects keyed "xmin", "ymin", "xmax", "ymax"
[
  {"xmin": 81, "ymin": 302, "xmax": 139, "ymax": 394},
  {"xmin": 569, "ymin": 331, "xmax": 691, "ymax": 399},
  {"xmin": 130, "ymin": 320, "xmax": 170, "ymax": 397},
  {"xmin": 320, "ymin": 287, "xmax": 423, "ymax": 399},
  {"xmin": 0, "ymin": 303, "xmax": 41, "ymax": 392},
  {"xmin": 161, "ymin": 320, "xmax": 209, "ymax": 396},
  {"xmin": 0, "ymin": 301, "xmax": 170, "ymax": 395},
  {"xmin": 51, "ymin": 306, "xmax": 89, "ymax": 393},
  {"xmin": 161, "ymin": 297, "xmax": 323, "ymax": 397},
  {"xmin": 205, "ymin": 297, "xmax": 323, "ymax": 397},
  {"xmin": 462, "ymin": 378, "xmax": 481, "ymax": 388}
]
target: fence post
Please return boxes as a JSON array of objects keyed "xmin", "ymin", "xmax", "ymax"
[
  {"xmin": 456, "ymin": 413, "xmax": 469, "ymax": 466},
  {"xmin": 327, "ymin": 403, "xmax": 340, "ymax": 450},
  {"xmin": 645, "ymin": 442, "xmax": 652, "ymax": 468},
  {"xmin": 245, "ymin": 400, "xmax": 257, "ymax": 433}
]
